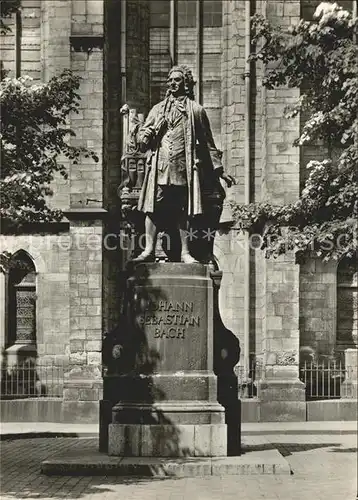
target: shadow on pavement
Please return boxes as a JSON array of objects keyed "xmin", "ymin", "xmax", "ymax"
[
  {"xmin": 273, "ymin": 443, "xmax": 344, "ymax": 457},
  {"xmin": 330, "ymin": 447, "xmax": 357, "ymax": 453},
  {"xmin": 241, "ymin": 441, "xmax": 343, "ymax": 457},
  {"xmin": 1, "ymin": 437, "xmax": 356, "ymax": 499},
  {"xmin": 0, "ymin": 437, "xmax": 183, "ymax": 499}
]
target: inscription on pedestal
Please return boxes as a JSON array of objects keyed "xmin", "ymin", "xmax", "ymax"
[
  {"xmin": 154, "ymin": 327, "xmax": 185, "ymax": 339},
  {"xmin": 138, "ymin": 301, "xmax": 202, "ymax": 340}
]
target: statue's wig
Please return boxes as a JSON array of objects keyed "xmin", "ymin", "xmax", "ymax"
[{"xmin": 165, "ymin": 65, "xmax": 196, "ymax": 100}]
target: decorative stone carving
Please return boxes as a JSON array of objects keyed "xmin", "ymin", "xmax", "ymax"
[
  {"xmin": 275, "ymin": 351, "xmax": 298, "ymax": 366},
  {"xmin": 117, "ymin": 105, "xmax": 147, "ymax": 214}
]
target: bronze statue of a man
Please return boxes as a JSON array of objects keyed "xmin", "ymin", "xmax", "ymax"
[{"xmin": 133, "ymin": 65, "xmax": 234, "ymax": 263}]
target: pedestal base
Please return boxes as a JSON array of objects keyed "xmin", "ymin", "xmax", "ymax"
[
  {"xmin": 341, "ymin": 349, "xmax": 358, "ymax": 399},
  {"xmin": 341, "ymin": 381, "xmax": 358, "ymax": 399},
  {"xmin": 258, "ymin": 379, "xmax": 306, "ymax": 422},
  {"xmin": 104, "ymin": 263, "xmax": 232, "ymax": 457},
  {"xmin": 108, "ymin": 423, "xmax": 227, "ymax": 457},
  {"xmin": 41, "ymin": 436, "xmax": 291, "ymax": 477},
  {"xmin": 112, "ymin": 400, "xmax": 225, "ymax": 424},
  {"xmin": 62, "ymin": 366, "xmax": 102, "ymax": 424}
]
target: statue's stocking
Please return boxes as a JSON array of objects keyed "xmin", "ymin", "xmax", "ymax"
[
  {"xmin": 179, "ymin": 216, "xmax": 198, "ymax": 264},
  {"xmin": 132, "ymin": 214, "xmax": 158, "ymax": 262}
]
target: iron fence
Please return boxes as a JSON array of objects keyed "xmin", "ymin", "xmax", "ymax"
[
  {"xmin": 236, "ymin": 361, "xmax": 354, "ymax": 400},
  {"xmin": 0, "ymin": 360, "xmax": 66, "ymax": 399},
  {"xmin": 1, "ymin": 359, "xmax": 353, "ymax": 401},
  {"xmin": 299, "ymin": 361, "xmax": 352, "ymax": 400},
  {"xmin": 236, "ymin": 363, "xmax": 261, "ymax": 398}
]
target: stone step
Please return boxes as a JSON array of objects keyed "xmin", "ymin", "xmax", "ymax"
[{"xmin": 41, "ymin": 448, "xmax": 291, "ymax": 477}]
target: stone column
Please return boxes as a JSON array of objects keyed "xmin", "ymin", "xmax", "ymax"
[
  {"xmin": 218, "ymin": 0, "xmax": 246, "ymax": 360},
  {"xmin": 62, "ymin": 216, "xmax": 104, "ymax": 422},
  {"xmin": 41, "ymin": 0, "xmax": 71, "ymax": 80},
  {"xmin": 125, "ymin": 0, "xmax": 150, "ymax": 114},
  {"xmin": 0, "ymin": 271, "xmax": 7, "ymax": 356},
  {"xmin": 99, "ymin": 0, "xmax": 150, "ymax": 447},
  {"xmin": 61, "ymin": 0, "xmax": 105, "ymax": 422},
  {"xmin": 341, "ymin": 349, "xmax": 358, "ymax": 399},
  {"xmin": 258, "ymin": 254, "xmax": 306, "ymax": 421},
  {"xmin": 257, "ymin": 0, "xmax": 306, "ymax": 421}
]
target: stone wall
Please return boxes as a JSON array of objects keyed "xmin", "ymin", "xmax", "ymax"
[
  {"xmin": 300, "ymin": 258, "xmax": 337, "ymax": 358},
  {"xmin": 70, "ymin": 0, "xmax": 103, "ymax": 208},
  {"xmin": 202, "ymin": 26, "xmax": 223, "ymax": 148},
  {"xmin": 218, "ymin": 0, "xmax": 246, "ymax": 354},
  {"xmin": 0, "ymin": 233, "xmax": 70, "ymax": 363},
  {"xmin": 102, "ymin": 0, "xmax": 150, "ymax": 335},
  {"xmin": 1, "ymin": 0, "xmax": 42, "ymax": 79},
  {"xmin": 218, "ymin": 0, "xmax": 302, "ymax": 368},
  {"xmin": 0, "ymin": 1, "xmax": 106, "ymax": 413},
  {"xmin": 62, "ymin": 0, "xmax": 105, "ymax": 414},
  {"xmin": 259, "ymin": 0, "xmax": 301, "ymax": 363},
  {"xmin": 298, "ymin": 0, "xmax": 355, "ymax": 361},
  {"xmin": 257, "ymin": 0, "xmax": 306, "ymax": 421},
  {"xmin": 68, "ymin": 222, "xmax": 103, "ymax": 370},
  {"xmin": 102, "ymin": 0, "xmax": 123, "ymax": 335},
  {"xmin": 262, "ymin": 254, "xmax": 300, "ymax": 367},
  {"xmin": 263, "ymin": 0, "xmax": 301, "ymax": 204},
  {"xmin": 1, "ymin": 0, "xmax": 356, "ymax": 422},
  {"xmin": 1, "ymin": 11, "xmax": 16, "ymax": 75},
  {"xmin": 126, "ymin": 0, "xmax": 150, "ymax": 114},
  {"xmin": 21, "ymin": 0, "xmax": 42, "ymax": 79},
  {"xmin": 69, "ymin": 46, "xmax": 103, "ymax": 208}
]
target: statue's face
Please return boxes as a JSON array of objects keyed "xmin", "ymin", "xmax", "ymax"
[{"xmin": 167, "ymin": 71, "xmax": 185, "ymax": 97}]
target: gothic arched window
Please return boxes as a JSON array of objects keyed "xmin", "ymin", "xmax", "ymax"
[
  {"xmin": 8, "ymin": 251, "xmax": 37, "ymax": 347},
  {"xmin": 337, "ymin": 254, "xmax": 358, "ymax": 349}
]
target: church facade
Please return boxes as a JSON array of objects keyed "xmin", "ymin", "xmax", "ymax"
[{"xmin": 1, "ymin": 0, "xmax": 357, "ymax": 422}]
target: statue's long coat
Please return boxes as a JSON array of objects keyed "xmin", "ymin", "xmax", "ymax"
[{"xmin": 137, "ymin": 98, "xmax": 223, "ymax": 216}]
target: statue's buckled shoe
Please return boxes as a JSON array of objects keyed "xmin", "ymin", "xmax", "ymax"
[
  {"xmin": 181, "ymin": 253, "xmax": 199, "ymax": 264},
  {"xmin": 131, "ymin": 252, "xmax": 155, "ymax": 263}
]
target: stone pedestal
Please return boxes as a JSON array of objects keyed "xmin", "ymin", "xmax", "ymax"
[
  {"xmin": 341, "ymin": 349, "xmax": 358, "ymax": 399},
  {"xmin": 257, "ymin": 353, "xmax": 306, "ymax": 422},
  {"xmin": 258, "ymin": 378, "xmax": 306, "ymax": 422},
  {"xmin": 107, "ymin": 263, "xmax": 227, "ymax": 457},
  {"xmin": 257, "ymin": 253, "xmax": 306, "ymax": 422},
  {"xmin": 62, "ymin": 365, "xmax": 103, "ymax": 423},
  {"xmin": 257, "ymin": 357, "xmax": 306, "ymax": 422}
]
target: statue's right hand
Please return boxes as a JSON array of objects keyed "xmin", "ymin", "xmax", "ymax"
[
  {"xmin": 144, "ymin": 125, "xmax": 155, "ymax": 138},
  {"xmin": 139, "ymin": 126, "xmax": 155, "ymax": 152}
]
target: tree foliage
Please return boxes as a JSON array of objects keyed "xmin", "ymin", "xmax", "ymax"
[
  {"xmin": 0, "ymin": 0, "xmax": 20, "ymax": 34},
  {"xmin": 0, "ymin": 71, "xmax": 99, "ymax": 227},
  {"xmin": 231, "ymin": 2, "xmax": 358, "ymax": 261}
]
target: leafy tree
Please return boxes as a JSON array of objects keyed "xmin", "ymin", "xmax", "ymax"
[
  {"xmin": 231, "ymin": 2, "xmax": 358, "ymax": 261},
  {"xmin": 1, "ymin": 71, "xmax": 98, "ymax": 227},
  {"xmin": 0, "ymin": 5, "xmax": 98, "ymax": 229},
  {"xmin": 0, "ymin": 0, "xmax": 20, "ymax": 35}
]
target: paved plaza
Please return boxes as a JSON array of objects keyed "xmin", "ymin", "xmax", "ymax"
[{"xmin": 0, "ymin": 424, "xmax": 357, "ymax": 500}]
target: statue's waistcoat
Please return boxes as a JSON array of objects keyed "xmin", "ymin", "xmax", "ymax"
[
  {"xmin": 138, "ymin": 98, "xmax": 221, "ymax": 217},
  {"xmin": 157, "ymin": 113, "xmax": 187, "ymax": 186}
]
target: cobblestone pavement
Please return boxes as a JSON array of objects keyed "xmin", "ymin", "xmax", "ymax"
[{"xmin": 1, "ymin": 434, "xmax": 356, "ymax": 500}]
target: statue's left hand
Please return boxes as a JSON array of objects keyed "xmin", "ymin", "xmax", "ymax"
[{"xmin": 220, "ymin": 173, "xmax": 236, "ymax": 188}]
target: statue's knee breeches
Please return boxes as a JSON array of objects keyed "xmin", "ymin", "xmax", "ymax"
[{"xmin": 154, "ymin": 184, "xmax": 188, "ymax": 221}]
